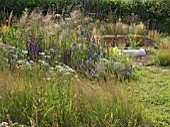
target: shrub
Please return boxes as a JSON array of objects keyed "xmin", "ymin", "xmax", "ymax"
[
  {"xmin": 157, "ymin": 42, "xmax": 170, "ymax": 66},
  {"xmin": 157, "ymin": 50, "xmax": 170, "ymax": 66}
]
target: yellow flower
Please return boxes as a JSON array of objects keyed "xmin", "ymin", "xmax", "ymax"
[
  {"xmin": 2, "ymin": 25, "xmax": 7, "ymax": 33},
  {"xmin": 29, "ymin": 83, "xmax": 32, "ymax": 88},
  {"xmin": 113, "ymin": 46, "xmax": 118, "ymax": 55}
]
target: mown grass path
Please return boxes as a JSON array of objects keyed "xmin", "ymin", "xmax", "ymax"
[{"xmin": 124, "ymin": 67, "xmax": 170, "ymax": 127}]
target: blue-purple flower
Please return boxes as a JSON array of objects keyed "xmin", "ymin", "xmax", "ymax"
[
  {"xmin": 92, "ymin": 43, "xmax": 96, "ymax": 48},
  {"xmin": 72, "ymin": 43, "xmax": 77, "ymax": 51}
]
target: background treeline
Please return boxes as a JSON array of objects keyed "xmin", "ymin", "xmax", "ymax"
[{"xmin": 0, "ymin": 0, "xmax": 170, "ymax": 33}]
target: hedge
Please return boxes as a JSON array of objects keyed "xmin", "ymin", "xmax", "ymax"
[{"xmin": 0, "ymin": 0, "xmax": 169, "ymax": 33}]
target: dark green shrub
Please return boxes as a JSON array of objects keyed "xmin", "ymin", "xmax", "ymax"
[{"xmin": 0, "ymin": 0, "xmax": 169, "ymax": 33}]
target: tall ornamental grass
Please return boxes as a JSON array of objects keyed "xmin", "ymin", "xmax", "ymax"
[{"xmin": 0, "ymin": 67, "xmax": 154, "ymax": 126}]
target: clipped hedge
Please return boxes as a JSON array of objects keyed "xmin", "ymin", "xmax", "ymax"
[{"xmin": 0, "ymin": 0, "xmax": 170, "ymax": 33}]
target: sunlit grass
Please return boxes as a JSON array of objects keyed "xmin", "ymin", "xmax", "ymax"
[
  {"xmin": 125, "ymin": 68, "xmax": 170, "ymax": 127},
  {"xmin": 0, "ymin": 67, "xmax": 154, "ymax": 126}
]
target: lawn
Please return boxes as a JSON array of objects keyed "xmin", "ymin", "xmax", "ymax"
[{"xmin": 123, "ymin": 66, "xmax": 170, "ymax": 127}]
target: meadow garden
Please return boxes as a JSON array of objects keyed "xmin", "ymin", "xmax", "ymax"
[{"xmin": 0, "ymin": 0, "xmax": 169, "ymax": 126}]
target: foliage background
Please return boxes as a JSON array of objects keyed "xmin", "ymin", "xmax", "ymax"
[{"xmin": 0, "ymin": 0, "xmax": 170, "ymax": 33}]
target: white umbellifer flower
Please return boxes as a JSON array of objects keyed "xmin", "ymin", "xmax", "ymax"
[
  {"xmin": 65, "ymin": 65, "xmax": 70, "ymax": 69},
  {"xmin": 29, "ymin": 60, "xmax": 34, "ymax": 64},
  {"xmin": 50, "ymin": 67, "xmax": 54, "ymax": 70},
  {"xmin": 59, "ymin": 68, "xmax": 65, "ymax": 72},
  {"xmin": 17, "ymin": 60, "xmax": 24, "ymax": 64},
  {"xmin": 46, "ymin": 78, "xmax": 51, "ymax": 81},
  {"xmin": 44, "ymin": 55, "xmax": 51, "ymax": 59},
  {"xmin": 65, "ymin": 72, "xmax": 71, "ymax": 75},
  {"xmin": 68, "ymin": 68, "xmax": 75, "ymax": 73},
  {"xmin": 41, "ymin": 61, "xmax": 48, "ymax": 66},
  {"xmin": 0, "ymin": 122, "xmax": 8, "ymax": 127},
  {"xmin": 55, "ymin": 14, "xmax": 61, "ymax": 18},
  {"xmin": 55, "ymin": 65, "xmax": 62, "ymax": 69},
  {"xmin": 55, "ymin": 61, "xmax": 58, "ymax": 64},
  {"xmin": 39, "ymin": 52, "xmax": 45, "ymax": 56},
  {"xmin": 50, "ymin": 48, "xmax": 55, "ymax": 52},
  {"xmin": 22, "ymin": 50, "xmax": 28, "ymax": 54}
]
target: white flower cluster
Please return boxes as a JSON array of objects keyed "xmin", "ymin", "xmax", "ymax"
[
  {"xmin": 0, "ymin": 122, "xmax": 8, "ymax": 127},
  {"xmin": 17, "ymin": 60, "xmax": 31, "ymax": 69},
  {"xmin": 55, "ymin": 64, "xmax": 75, "ymax": 75},
  {"xmin": 38, "ymin": 60, "xmax": 49, "ymax": 66}
]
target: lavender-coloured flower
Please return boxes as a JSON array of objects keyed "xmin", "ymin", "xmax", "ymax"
[
  {"xmin": 92, "ymin": 52, "xmax": 98, "ymax": 57},
  {"xmin": 86, "ymin": 49, "xmax": 91, "ymax": 54},
  {"xmin": 96, "ymin": 62, "xmax": 105, "ymax": 71},
  {"xmin": 89, "ymin": 70, "xmax": 94, "ymax": 76},
  {"xmin": 79, "ymin": 45, "xmax": 83, "ymax": 50}
]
